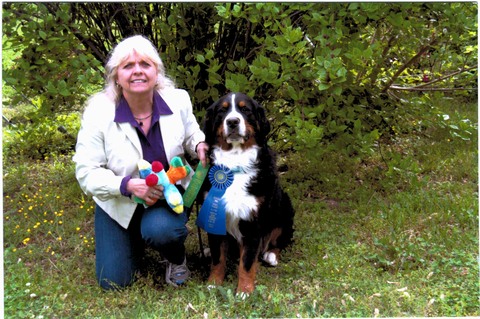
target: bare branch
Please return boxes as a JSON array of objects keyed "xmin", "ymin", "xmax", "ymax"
[
  {"xmin": 381, "ymin": 37, "xmax": 438, "ymax": 93},
  {"xmin": 414, "ymin": 66, "xmax": 478, "ymax": 88},
  {"xmin": 389, "ymin": 86, "xmax": 477, "ymax": 92}
]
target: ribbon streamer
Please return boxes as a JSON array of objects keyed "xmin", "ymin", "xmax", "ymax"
[
  {"xmin": 183, "ymin": 163, "xmax": 210, "ymax": 208},
  {"xmin": 196, "ymin": 165, "xmax": 233, "ymax": 235}
]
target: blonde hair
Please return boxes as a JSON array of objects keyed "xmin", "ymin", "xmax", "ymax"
[{"xmin": 104, "ymin": 35, "xmax": 175, "ymax": 102}]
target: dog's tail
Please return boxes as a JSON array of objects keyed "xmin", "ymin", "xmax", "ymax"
[{"xmin": 276, "ymin": 190, "xmax": 295, "ymax": 249}]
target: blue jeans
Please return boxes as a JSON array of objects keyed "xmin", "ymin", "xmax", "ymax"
[{"xmin": 94, "ymin": 203, "xmax": 188, "ymax": 290}]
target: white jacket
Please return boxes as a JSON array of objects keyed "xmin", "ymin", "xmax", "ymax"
[{"xmin": 73, "ymin": 88, "xmax": 205, "ymax": 229}]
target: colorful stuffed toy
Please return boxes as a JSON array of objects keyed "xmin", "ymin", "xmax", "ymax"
[
  {"xmin": 166, "ymin": 156, "xmax": 191, "ymax": 184},
  {"xmin": 134, "ymin": 157, "xmax": 190, "ymax": 214}
]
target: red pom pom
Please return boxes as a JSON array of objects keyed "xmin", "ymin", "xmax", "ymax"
[
  {"xmin": 145, "ymin": 174, "xmax": 159, "ymax": 186},
  {"xmin": 151, "ymin": 161, "xmax": 163, "ymax": 173}
]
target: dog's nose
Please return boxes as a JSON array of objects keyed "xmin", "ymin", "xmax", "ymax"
[{"xmin": 226, "ymin": 117, "xmax": 240, "ymax": 129}]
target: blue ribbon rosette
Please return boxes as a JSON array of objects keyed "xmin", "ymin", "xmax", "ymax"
[{"xmin": 196, "ymin": 165, "xmax": 234, "ymax": 235}]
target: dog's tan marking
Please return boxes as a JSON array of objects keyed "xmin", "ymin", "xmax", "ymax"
[
  {"xmin": 222, "ymin": 101, "xmax": 229, "ymax": 108},
  {"xmin": 237, "ymin": 245, "xmax": 259, "ymax": 294},
  {"xmin": 267, "ymin": 227, "xmax": 282, "ymax": 247},
  {"xmin": 240, "ymin": 123, "xmax": 257, "ymax": 150},
  {"xmin": 238, "ymin": 100, "xmax": 246, "ymax": 108},
  {"xmin": 208, "ymin": 241, "xmax": 227, "ymax": 285},
  {"xmin": 216, "ymin": 124, "xmax": 232, "ymax": 151}
]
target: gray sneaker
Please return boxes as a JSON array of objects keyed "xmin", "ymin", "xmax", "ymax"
[{"xmin": 165, "ymin": 257, "xmax": 190, "ymax": 287}]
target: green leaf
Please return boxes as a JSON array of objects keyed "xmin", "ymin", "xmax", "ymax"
[{"xmin": 196, "ymin": 54, "xmax": 205, "ymax": 63}]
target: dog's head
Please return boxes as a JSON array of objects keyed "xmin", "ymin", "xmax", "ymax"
[{"xmin": 203, "ymin": 93, "xmax": 271, "ymax": 150}]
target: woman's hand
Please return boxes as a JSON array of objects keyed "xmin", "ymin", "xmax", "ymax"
[
  {"xmin": 127, "ymin": 178, "xmax": 164, "ymax": 206},
  {"xmin": 196, "ymin": 142, "xmax": 209, "ymax": 168}
]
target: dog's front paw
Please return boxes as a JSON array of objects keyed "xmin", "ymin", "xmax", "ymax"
[
  {"xmin": 236, "ymin": 291, "xmax": 250, "ymax": 300},
  {"xmin": 207, "ymin": 284, "xmax": 217, "ymax": 291},
  {"xmin": 262, "ymin": 251, "xmax": 278, "ymax": 266}
]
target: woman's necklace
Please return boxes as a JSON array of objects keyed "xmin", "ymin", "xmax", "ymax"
[{"xmin": 134, "ymin": 112, "xmax": 153, "ymax": 126}]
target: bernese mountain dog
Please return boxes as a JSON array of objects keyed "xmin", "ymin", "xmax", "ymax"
[{"xmin": 202, "ymin": 92, "xmax": 295, "ymax": 295}]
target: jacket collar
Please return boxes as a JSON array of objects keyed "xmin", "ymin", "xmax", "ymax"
[{"xmin": 114, "ymin": 91, "xmax": 173, "ymax": 125}]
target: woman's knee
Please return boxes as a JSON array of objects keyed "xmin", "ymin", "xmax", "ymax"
[
  {"xmin": 141, "ymin": 208, "xmax": 187, "ymax": 247},
  {"xmin": 97, "ymin": 265, "xmax": 136, "ymax": 290},
  {"xmin": 94, "ymin": 205, "xmax": 142, "ymax": 290}
]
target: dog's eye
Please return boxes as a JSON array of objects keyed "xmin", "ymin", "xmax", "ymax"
[{"xmin": 238, "ymin": 104, "xmax": 251, "ymax": 114}]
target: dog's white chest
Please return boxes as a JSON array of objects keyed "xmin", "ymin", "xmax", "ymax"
[{"xmin": 213, "ymin": 146, "xmax": 259, "ymax": 241}]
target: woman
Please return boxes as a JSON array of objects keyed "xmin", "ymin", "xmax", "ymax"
[{"xmin": 74, "ymin": 35, "xmax": 208, "ymax": 290}]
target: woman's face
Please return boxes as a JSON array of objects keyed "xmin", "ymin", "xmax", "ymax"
[{"xmin": 116, "ymin": 51, "xmax": 158, "ymax": 98}]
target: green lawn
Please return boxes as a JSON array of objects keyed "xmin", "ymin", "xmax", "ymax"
[{"xmin": 3, "ymin": 97, "xmax": 478, "ymax": 318}]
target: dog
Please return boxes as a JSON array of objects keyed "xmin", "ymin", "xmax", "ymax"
[{"xmin": 202, "ymin": 92, "xmax": 295, "ymax": 294}]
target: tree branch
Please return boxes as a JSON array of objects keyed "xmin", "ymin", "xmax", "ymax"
[
  {"xmin": 381, "ymin": 38, "xmax": 438, "ymax": 93},
  {"xmin": 414, "ymin": 65, "xmax": 477, "ymax": 88},
  {"xmin": 389, "ymin": 86, "xmax": 477, "ymax": 92}
]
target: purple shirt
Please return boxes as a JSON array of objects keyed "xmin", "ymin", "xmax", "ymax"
[{"xmin": 114, "ymin": 92, "xmax": 174, "ymax": 197}]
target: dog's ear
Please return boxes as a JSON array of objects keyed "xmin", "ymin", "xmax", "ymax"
[
  {"xmin": 202, "ymin": 100, "xmax": 218, "ymax": 147},
  {"xmin": 253, "ymin": 99, "xmax": 271, "ymax": 143}
]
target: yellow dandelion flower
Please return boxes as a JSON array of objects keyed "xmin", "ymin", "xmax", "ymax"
[
  {"xmin": 76, "ymin": 227, "xmax": 81, "ymax": 231},
  {"xmin": 28, "ymin": 206, "xmax": 33, "ymax": 210},
  {"xmin": 57, "ymin": 236, "xmax": 62, "ymax": 241},
  {"xmin": 58, "ymin": 221, "xmax": 63, "ymax": 225}
]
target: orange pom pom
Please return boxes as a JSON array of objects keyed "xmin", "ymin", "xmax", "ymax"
[{"xmin": 166, "ymin": 167, "xmax": 188, "ymax": 184}]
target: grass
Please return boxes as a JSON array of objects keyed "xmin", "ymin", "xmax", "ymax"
[{"xmin": 3, "ymin": 96, "xmax": 478, "ymax": 318}]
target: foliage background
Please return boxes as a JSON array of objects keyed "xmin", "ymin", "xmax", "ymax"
[
  {"xmin": 2, "ymin": 2, "xmax": 478, "ymax": 318},
  {"xmin": 2, "ymin": 2, "xmax": 477, "ymax": 159}
]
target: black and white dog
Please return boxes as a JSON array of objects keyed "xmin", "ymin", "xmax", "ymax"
[{"xmin": 202, "ymin": 92, "xmax": 295, "ymax": 294}]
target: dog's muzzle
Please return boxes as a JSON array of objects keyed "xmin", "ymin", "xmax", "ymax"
[{"xmin": 225, "ymin": 116, "xmax": 246, "ymax": 143}]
